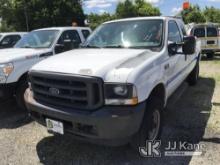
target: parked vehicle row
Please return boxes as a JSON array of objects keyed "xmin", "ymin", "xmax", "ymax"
[
  {"xmin": 22, "ymin": 16, "xmax": 201, "ymax": 150},
  {"xmin": 189, "ymin": 24, "xmax": 220, "ymax": 59},
  {"xmin": 0, "ymin": 26, "xmax": 91, "ymax": 109},
  {"xmin": 0, "ymin": 32, "xmax": 27, "ymax": 49}
]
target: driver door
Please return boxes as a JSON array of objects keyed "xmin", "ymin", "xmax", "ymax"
[{"xmin": 165, "ymin": 20, "xmax": 186, "ymax": 97}]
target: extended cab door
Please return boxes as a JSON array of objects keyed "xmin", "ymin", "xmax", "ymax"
[
  {"xmin": 165, "ymin": 20, "xmax": 188, "ymax": 97},
  {"xmin": 54, "ymin": 30, "xmax": 82, "ymax": 54}
]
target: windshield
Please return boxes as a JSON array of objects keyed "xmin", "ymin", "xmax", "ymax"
[
  {"xmin": 0, "ymin": 35, "xmax": 2, "ymax": 40},
  {"xmin": 84, "ymin": 20, "xmax": 163, "ymax": 49},
  {"xmin": 15, "ymin": 30, "xmax": 59, "ymax": 48}
]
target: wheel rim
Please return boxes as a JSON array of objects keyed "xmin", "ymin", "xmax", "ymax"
[{"xmin": 148, "ymin": 109, "xmax": 160, "ymax": 140}]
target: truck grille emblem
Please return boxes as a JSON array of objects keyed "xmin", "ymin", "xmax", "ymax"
[{"xmin": 49, "ymin": 87, "xmax": 60, "ymax": 96}]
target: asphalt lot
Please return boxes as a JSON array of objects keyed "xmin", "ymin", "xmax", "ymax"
[{"xmin": 0, "ymin": 58, "xmax": 219, "ymax": 165}]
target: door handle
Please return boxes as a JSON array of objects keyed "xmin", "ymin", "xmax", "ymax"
[{"xmin": 164, "ymin": 64, "xmax": 170, "ymax": 70}]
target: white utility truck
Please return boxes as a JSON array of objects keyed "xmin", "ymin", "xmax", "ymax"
[
  {"xmin": 25, "ymin": 17, "xmax": 200, "ymax": 149},
  {"xmin": 0, "ymin": 32, "xmax": 27, "ymax": 49},
  {"xmin": 0, "ymin": 27, "xmax": 91, "ymax": 109}
]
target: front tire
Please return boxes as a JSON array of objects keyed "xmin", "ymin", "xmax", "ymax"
[
  {"xmin": 130, "ymin": 98, "xmax": 163, "ymax": 150},
  {"xmin": 16, "ymin": 79, "xmax": 28, "ymax": 110},
  {"xmin": 187, "ymin": 61, "xmax": 199, "ymax": 86}
]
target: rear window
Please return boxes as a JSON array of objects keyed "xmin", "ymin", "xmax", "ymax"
[
  {"xmin": 207, "ymin": 27, "xmax": 218, "ymax": 37},
  {"xmin": 193, "ymin": 28, "xmax": 205, "ymax": 38}
]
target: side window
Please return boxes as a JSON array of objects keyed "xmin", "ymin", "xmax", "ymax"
[
  {"xmin": 207, "ymin": 27, "xmax": 218, "ymax": 37},
  {"xmin": 55, "ymin": 30, "xmax": 82, "ymax": 54},
  {"xmin": 179, "ymin": 22, "xmax": 187, "ymax": 36},
  {"xmin": 168, "ymin": 21, "xmax": 182, "ymax": 43},
  {"xmin": 81, "ymin": 30, "xmax": 90, "ymax": 39},
  {"xmin": 0, "ymin": 35, "xmax": 21, "ymax": 48},
  {"xmin": 58, "ymin": 30, "xmax": 81, "ymax": 45},
  {"xmin": 193, "ymin": 28, "xmax": 205, "ymax": 38}
]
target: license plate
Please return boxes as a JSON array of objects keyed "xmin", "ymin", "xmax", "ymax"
[{"xmin": 46, "ymin": 118, "xmax": 64, "ymax": 135}]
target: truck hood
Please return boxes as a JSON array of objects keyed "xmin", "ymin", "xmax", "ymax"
[
  {"xmin": 0, "ymin": 48, "xmax": 51, "ymax": 63},
  {"xmin": 31, "ymin": 48, "xmax": 157, "ymax": 82}
]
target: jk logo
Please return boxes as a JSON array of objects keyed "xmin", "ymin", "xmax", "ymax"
[{"xmin": 139, "ymin": 140, "xmax": 161, "ymax": 157}]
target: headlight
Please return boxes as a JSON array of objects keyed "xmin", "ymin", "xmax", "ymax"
[
  {"xmin": 104, "ymin": 83, "xmax": 138, "ymax": 105},
  {"xmin": 0, "ymin": 63, "xmax": 14, "ymax": 76}
]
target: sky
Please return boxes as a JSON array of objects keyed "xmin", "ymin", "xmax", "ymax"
[{"xmin": 82, "ymin": 0, "xmax": 220, "ymax": 16}]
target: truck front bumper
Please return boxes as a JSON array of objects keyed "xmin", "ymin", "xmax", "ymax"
[
  {"xmin": 25, "ymin": 89, "xmax": 146, "ymax": 146},
  {"xmin": 0, "ymin": 83, "xmax": 16, "ymax": 100}
]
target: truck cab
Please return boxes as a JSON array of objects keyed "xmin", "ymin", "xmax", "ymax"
[
  {"xmin": 25, "ymin": 17, "xmax": 200, "ymax": 149},
  {"xmin": 0, "ymin": 32, "xmax": 27, "ymax": 49},
  {"xmin": 0, "ymin": 27, "xmax": 91, "ymax": 109}
]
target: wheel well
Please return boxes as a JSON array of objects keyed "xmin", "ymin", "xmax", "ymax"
[
  {"xmin": 16, "ymin": 73, "xmax": 28, "ymax": 88},
  {"xmin": 148, "ymin": 84, "xmax": 166, "ymax": 107}
]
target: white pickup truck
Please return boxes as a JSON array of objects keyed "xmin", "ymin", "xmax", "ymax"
[
  {"xmin": 0, "ymin": 32, "xmax": 27, "ymax": 49},
  {"xmin": 0, "ymin": 27, "xmax": 91, "ymax": 109},
  {"xmin": 25, "ymin": 17, "xmax": 200, "ymax": 149}
]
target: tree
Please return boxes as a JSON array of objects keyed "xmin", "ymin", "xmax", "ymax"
[
  {"xmin": 116, "ymin": 0, "xmax": 136, "ymax": 18},
  {"xmin": 135, "ymin": 0, "xmax": 161, "ymax": 16},
  {"xmin": 0, "ymin": 0, "xmax": 85, "ymax": 31},
  {"xmin": 116, "ymin": 0, "xmax": 160, "ymax": 18},
  {"xmin": 87, "ymin": 13, "xmax": 116, "ymax": 30},
  {"xmin": 181, "ymin": 5, "xmax": 206, "ymax": 24},
  {"xmin": 204, "ymin": 7, "xmax": 220, "ymax": 23}
]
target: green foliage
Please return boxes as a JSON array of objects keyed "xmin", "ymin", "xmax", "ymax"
[
  {"xmin": 87, "ymin": 13, "xmax": 116, "ymax": 30},
  {"xmin": 181, "ymin": 5, "xmax": 206, "ymax": 24},
  {"xmin": 0, "ymin": 0, "xmax": 85, "ymax": 31},
  {"xmin": 204, "ymin": 7, "xmax": 220, "ymax": 23},
  {"xmin": 116, "ymin": 0, "xmax": 136, "ymax": 18},
  {"xmin": 135, "ymin": 0, "xmax": 161, "ymax": 16},
  {"xmin": 116, "ymin": 0, "xmax": 160, "ymax": 18},
  {"xmin": 0, "ymin": 20, "xmax": 15, "ymax": 32}
]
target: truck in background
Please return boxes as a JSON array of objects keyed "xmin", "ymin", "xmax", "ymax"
[
  {"xmin": 0, "ymin": 26, "xmax": 91, "ymax": 110},
  {"xmin": 0, "ymin": 32, "xmax": 27, "ymax": 49}
]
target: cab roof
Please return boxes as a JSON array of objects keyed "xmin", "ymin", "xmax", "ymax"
[
  {"xmin": 0, "ymin": 32, "xmax": 27, "ymax": 36},
  {"xmin": 104, "ymin": 16, "xmax": 182, "ymax": 24},
  {"xmin": 33, "ymin": 26, "xmax": 91, "ymax": 32}
]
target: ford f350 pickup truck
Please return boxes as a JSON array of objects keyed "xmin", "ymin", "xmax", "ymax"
[
  {"xmin": 25, "ymin": 17, "xmax": 200, "ymax": 149},
  {"xmin": 0, "ymin": 27, "xmax": 91, "ymax": 110}
]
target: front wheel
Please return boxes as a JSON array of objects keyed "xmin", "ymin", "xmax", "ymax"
[
  {"xmin": 130, "ymin": 98, "xmax": 163, "ymax": 150},
  {"xmin": 16, "ymin": 79, "xmax": 28, "ymax": 110},
  {"xmin": 187, "ymin": 61, "xmax": 199, "ymax": 86}
]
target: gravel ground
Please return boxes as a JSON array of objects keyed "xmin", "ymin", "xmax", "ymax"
[{"xmin": 0, "ymin": 58, "xmax": 220, "ymax": 165}]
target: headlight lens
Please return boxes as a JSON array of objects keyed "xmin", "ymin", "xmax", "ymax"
[
  {"xmin": 0, "ymin": 63, "xmax": 14, "ymax": 76},
  {"xmin": 104, "ymin": 83, "xmax": 138, "ymax": 105}
]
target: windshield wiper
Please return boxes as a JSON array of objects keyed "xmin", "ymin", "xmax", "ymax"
[
  {"xmin": 102, "ymin": 45, "xmax": 126, "ymax": 48},
  {"xmin": 81, "ymin": 44, "xmax": 101, "ymax": 48},
  {"xmin": 20, "ymin": 46, "xmax": 34, "ymax": 48}
]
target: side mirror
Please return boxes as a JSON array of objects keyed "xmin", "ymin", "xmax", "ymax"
[
  {"xmin": 183, "ymin": 36, "xmax": 196, "ymax": 55},
  {"xmin": 55, "ymin": 44, "xmax": 64, "ymax": 54},
  {"xmin": 168, "ymin": 43, "xmax": 178, "ymax": 56}
]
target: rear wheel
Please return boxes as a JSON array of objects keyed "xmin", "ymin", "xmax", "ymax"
[
  {"xmin": 16, "ymin": 79, "xmax": 28, "ymax": 110},
  {"xmin": 206, "ymin": 53, "xmax": 214, "ymax": 59},
  {"xmin": 130, "ymin": 98, "xmax": 163, "ymax": 150}
]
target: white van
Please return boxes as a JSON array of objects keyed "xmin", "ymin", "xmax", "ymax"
[{"xmin": 190, "ymin": 24, "xmax": 220, "ymax": 58}]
